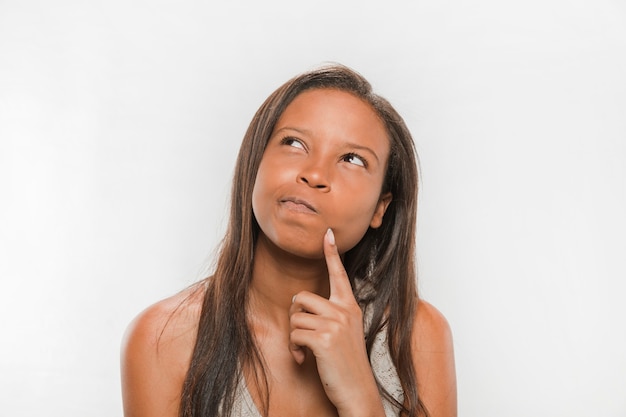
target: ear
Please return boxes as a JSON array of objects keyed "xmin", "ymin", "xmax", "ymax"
[{"xmin": 369, "ymin": 192, "xmax": 392, "ymax": 229}]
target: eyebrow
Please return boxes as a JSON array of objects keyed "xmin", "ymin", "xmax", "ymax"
[
  {"xmin": 272, "ymin": 127, "xmax": 381, "ymax": 164},
  {"xmin": 342, "ymin": 142, "xmax": 380, "ymax": 164}
]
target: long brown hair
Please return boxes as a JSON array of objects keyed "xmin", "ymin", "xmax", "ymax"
[{"xmin": 179, "ymin": 64, "xmax": 426, "ymax": 417}]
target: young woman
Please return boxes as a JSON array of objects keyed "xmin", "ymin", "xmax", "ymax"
[{"xmin": 121, "ymin": 64, "xmax": 457, "ymax": 417}]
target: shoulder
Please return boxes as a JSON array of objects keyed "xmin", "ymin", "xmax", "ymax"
[
  {"xmin": 411, "ymin": 299, "xmax": 457, "ymax": 417},
  {"xmin": 412, "ymin": 299, "xmax": 454, "ymax": 353},
  {"xmin": 121, "ymin": 283, "xmax": 205, "ymax": 417},
  {"xmin": 123, "ymin": 283, "xmax": 204, "ymax": 350}
]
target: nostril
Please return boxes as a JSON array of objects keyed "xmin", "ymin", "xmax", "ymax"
[{"xmin": 298, "ymin": 174, "xmax": 329, "ymax": 190}]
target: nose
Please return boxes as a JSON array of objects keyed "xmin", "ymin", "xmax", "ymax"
[{"xmin": 297, "ymin": 159, "xmax": 331, "ymax": 191}]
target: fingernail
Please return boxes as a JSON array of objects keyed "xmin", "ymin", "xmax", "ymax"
[
  {"xmin": 327, "ymin": 228, "xmax": 335, "ymax": 245},
  {"xmin": 291, "ymin": 294, "xmax": 297, "ymax": 304}
]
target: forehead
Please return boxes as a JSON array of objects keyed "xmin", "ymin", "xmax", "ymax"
[
  {"xmin": 274, "ymin": 89, "xmax": 390, "ymax": 150},
  {"xmin": 280, "ymin": 88, "xmax": 381, "ymax": 123}
]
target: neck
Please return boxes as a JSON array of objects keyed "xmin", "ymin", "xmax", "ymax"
[{"xmin": 249, "ymin": 234, "xmax": 330, "ymax": 324}]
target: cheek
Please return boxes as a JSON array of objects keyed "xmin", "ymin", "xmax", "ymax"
[
  {"xmin": 251, "ymin": 159, "xmax": 283, "ymax": 229},
  {"xmin": 251, "ymin": 167, "xmax": 268, "ymax": 223},
  {"xmin": 331, "ymin": 195, "xmax": 381, "ymax": 252}
]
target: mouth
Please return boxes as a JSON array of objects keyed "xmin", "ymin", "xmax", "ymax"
[{"xmin": 280, "ymin": 197, "xmax": 317, "ymax": 214}]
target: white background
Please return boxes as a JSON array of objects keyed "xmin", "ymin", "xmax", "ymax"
[{"xmin": 1, "ymin": 1, "xmax": 625, "ymax": 416}]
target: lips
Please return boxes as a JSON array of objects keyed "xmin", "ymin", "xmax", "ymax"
[{"xmin": 280, "ymin": 197, "xmax": 317, "ymax": 213}]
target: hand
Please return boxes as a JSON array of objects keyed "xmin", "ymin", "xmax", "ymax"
[{"xmin": 289, "ymin": 229, "xmax": 385, "ymax": 416}]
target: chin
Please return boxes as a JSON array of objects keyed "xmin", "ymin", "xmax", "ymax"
[
  {"xmin": 278, "ymin": 237, "xmax": 325, "ymax": 260},
  {"xmin": 262, "ymin": 228, "xmax": 325, "ymax": 260}
]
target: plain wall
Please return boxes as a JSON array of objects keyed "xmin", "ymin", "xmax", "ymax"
[{"xmin": 1, "ymin": 1, "xmax": 625, "ymax": 416}]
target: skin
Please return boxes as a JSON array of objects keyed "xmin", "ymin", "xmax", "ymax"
[
  {"xmin": 121, "ymin": 89, "xmax": 457, "ymax": 417},
  {"xmin": 251, "ymin": 89, "xmax": 392, "ymax": 260}
]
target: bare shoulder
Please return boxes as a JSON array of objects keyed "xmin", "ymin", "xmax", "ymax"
[
  {"xmin": 123, "ymin": 283, "xmax": 204, "ymax": 352},
  {"xmin": 412, "ymin": 299, "xmax": 457, "ymax": 417},
  {"xmin": 121, "ymin": 283, "xmax": 205, "ymax": 417},
  {"xmin": 413, "ymin": 299, "xmax": 454, "ymax": 352}
]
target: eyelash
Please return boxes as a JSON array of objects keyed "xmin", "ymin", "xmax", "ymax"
[
  {"xmin": 279, "ymin": 136, "xmax": 368, "ymax": 168},
  {"xmin": 342, "ymin": 153, "xmax": 368, "ymax": 168},
  {"xmin": 280, "ymin": 136, "xmax": 305, "ymax": 149}
]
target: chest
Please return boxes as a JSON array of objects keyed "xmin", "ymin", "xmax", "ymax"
[
  {"xmin": 240, "ymin": 317, "xmax": 403, "ymax": 417},
  {"xmin": 243, "ymin": 330, "xmax": 339, "ymax": 417}
]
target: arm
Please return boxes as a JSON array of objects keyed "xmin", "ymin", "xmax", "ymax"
[
  {"xmin": 412, "ymin": 300, "xmax": 457, "ymax": 417},
  {"xmin": 121, "ymin": 291, "xmax": 200, "ymax": 417}
]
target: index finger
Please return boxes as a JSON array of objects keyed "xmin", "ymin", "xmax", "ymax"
[{"xmin": 323, "ymin": 228, "xmax": 354, "ymax": 302}]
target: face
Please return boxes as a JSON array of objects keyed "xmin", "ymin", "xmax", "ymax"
[{"xmin": 251, "ymin": 88, "xmax": 392, "ymax": 259}]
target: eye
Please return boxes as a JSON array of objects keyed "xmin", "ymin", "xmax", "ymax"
[
  {"xmin": 342, "ymin": 153, "xmax": 367, "ymax": 167},
  {"xmin": 281, "ymin": 137, "xmax": 305, "ymax": 150}
]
